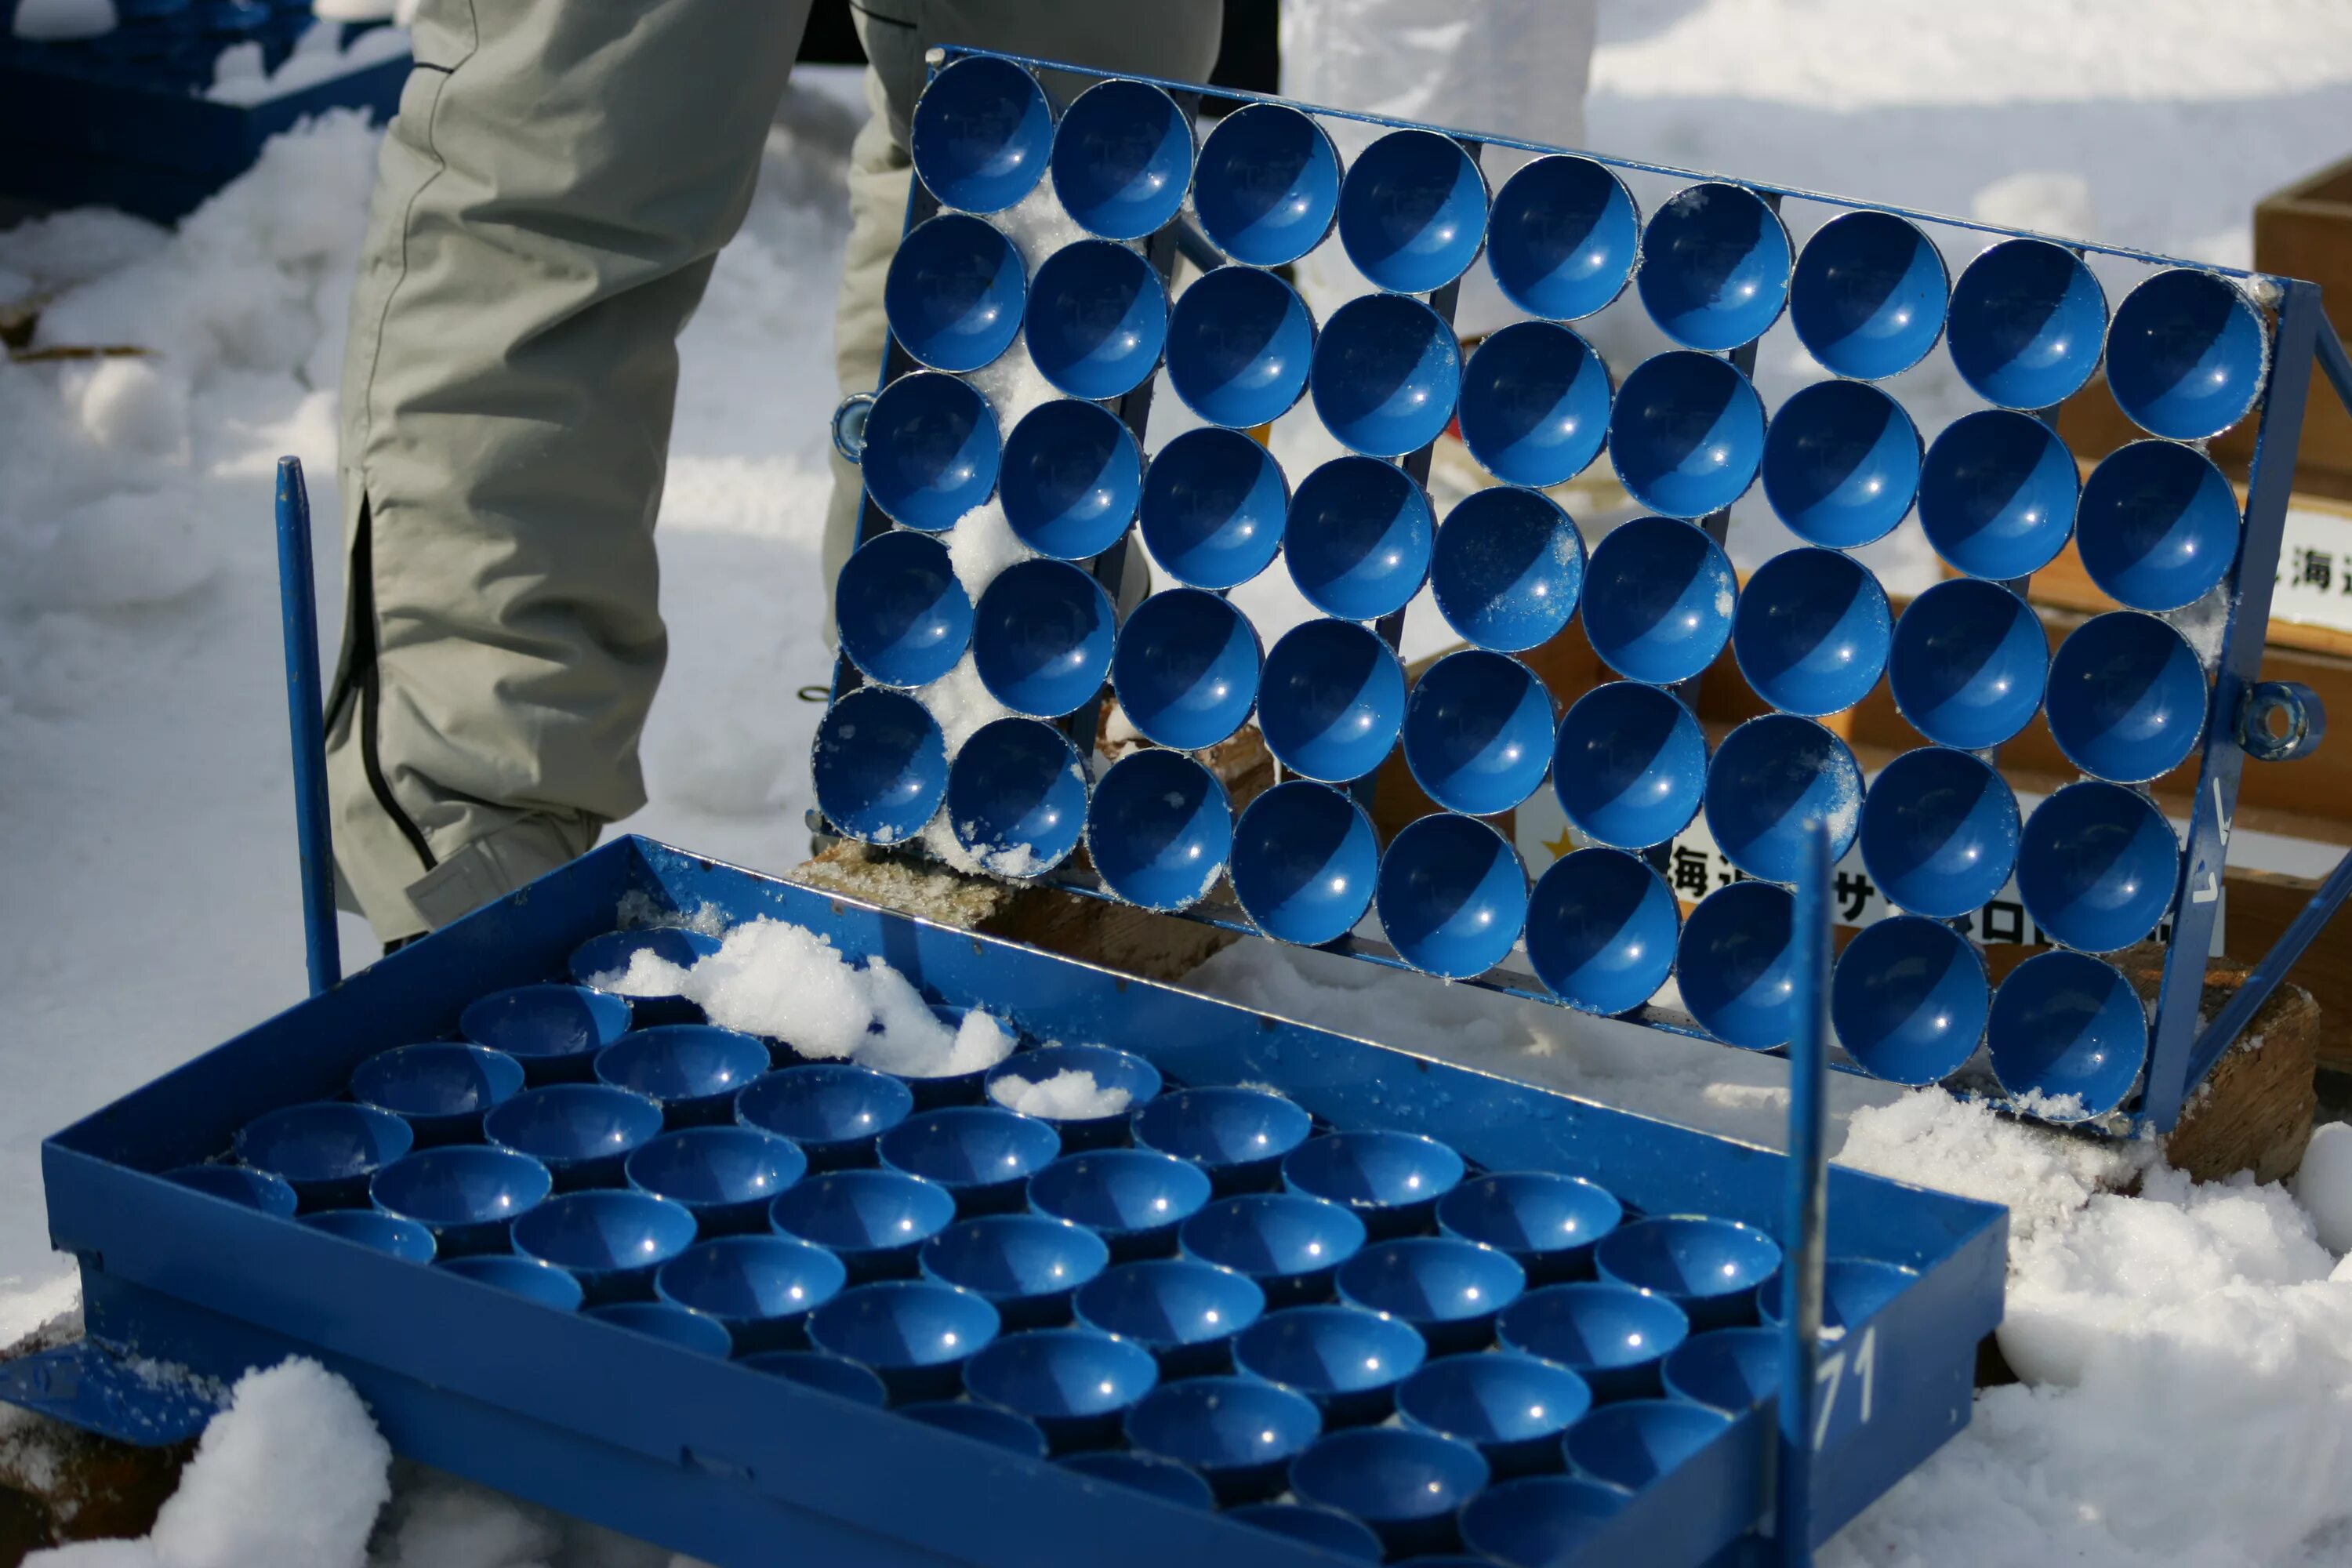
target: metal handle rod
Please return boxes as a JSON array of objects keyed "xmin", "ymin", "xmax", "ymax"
[
  {"xmin": 274, "ymin": 457, "xmax": 340, "ymax": 996},
  {"xmin": 1777, "ymin": 818, "xmax": 1831, "ymax": 1568},
  {"xmin": 2190, "ymin": 837, "xmax": 2352, "ymax": 1083}
]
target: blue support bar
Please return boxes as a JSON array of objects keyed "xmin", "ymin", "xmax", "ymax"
[
  {"xmin": 2190, "ymin": 841, "xmax": 2352, "ymax": 1085},
  {"xmin": 1777, "ymin": 822, "xmax": 1831, "ymax": 1568},
  {"xmin": 274, "ymin": 457, "xmax": 340, "ymax": 996},
  {"xmin": 2318, "ymin": 316, "xmax": 2352, "ymax": 422}
]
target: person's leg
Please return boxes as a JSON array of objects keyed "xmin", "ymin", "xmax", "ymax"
[
  {"xmin": 330, "ymin": 0, "xmax": 814, "ymax": 942},
  {"xmin": 819, "ymin": 0, "xmax": 1226, "ymax": 628}
]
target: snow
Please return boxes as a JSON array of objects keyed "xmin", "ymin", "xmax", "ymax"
[
  {"xmin": 207, "ymin": 24, "xmax": 414, "ymax": 107},
  {"xmin": 10, "ymin": 0, "xmax": 114, "ymax": 41},
  {"xmin": 2293, "ymin": 1120, "xmax": 2352, "ymax": 1254},
  {"xmin": 990, "ymin": 1067, "xmax": 1133, "ymax": 1122}
]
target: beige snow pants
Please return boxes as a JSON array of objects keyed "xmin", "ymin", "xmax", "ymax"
[{"xmin": 329, "ymin": 0, "xmax": 1222, "ymax": 944}]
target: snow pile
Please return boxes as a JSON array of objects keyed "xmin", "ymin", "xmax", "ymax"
[
  {"xmin": 913, "ymin": 655, "xmax": 1013, "ymax": 759},
  {"xmin": 208, "ymin": 23, "xmax": 412, "ymax": 107},
  {"xmin": 27, "ymin": 1359, "xmax": 390, "ymax": 1568},
  {"xmin": 1837, "ymin": 1090, "xmax": 2147, "ymax": 1242},
  {"xmin": 990, "ymin": 1067, "xmax": 1132, "ymax": 1121},
  {"xmin": 10, "ymin": 0, "xmax": 114, "ymax": 40}
]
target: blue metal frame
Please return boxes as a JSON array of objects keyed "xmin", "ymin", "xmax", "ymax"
[
  {"xmin": 274, "ymin": 458, "xmax": 340, "ymax": 997},
  {"xmin": 1777, "ymin": 827, "xmax": 1831, "ymax": 1568}
]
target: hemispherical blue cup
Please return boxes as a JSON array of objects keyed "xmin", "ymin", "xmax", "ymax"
[
  {"xmin": 964, "ymin": 1327, "xmax": 1161, "ymax": 1452},
  {"xmin": 1258, "ymin": 618, "xmax": 1406, "ymax": 782},
  {"xmin": 1024, "ymin": 240, "xmax": 1170, "ymax": 402},
  {"xmin": 1638, "ymin": 183, "xmax": 1792, "ymax": 351},
  {"xmin": 1757, "ymin": 1257, "xmax": 1918, "ymax": 1334},
  {"xmin": 1552, "ymin": 681, "xmax": 1707, "ymax": 851},
  {"xmin": 165, "ymin": 1164, "xmax": 297, "ymax": 1217},
  {"xmin": 1704, "ymin": 713, "xmax": 1864, "ymax": 883},
  {"xmin": 1595, "ymin": 1217, "xmax": 1781, "ymax": 1332},
  {"xmin": 1431, "ymin": 485, "xmax": 1585, "ymax": 654},
  {"xmin": 920, "ymin": 1213, "xmax": 1111, "ymax": 1329},
  {"xmin": 569, "ymin": 928, "xmax": 717, "ymax": 1028},
  {"xmin": 237, "ymin": 1102, "xmax": 413, "ymax": 1210},
  {"xmin": 654, "ymin": 1233, "xmax": 847, "ymax": 1351},
  {"xmin": 372, "ymin": 1145, "xmax": 554, "ymax": 1256},
  {"xmin": 511, "ymin": 1189, "xmax": 699, "ymax": 1304},
  {"xmin": 1403, "ymin": 648, "xmax": 1554, "ymax": 817},
  {"xmin": 832, "ymin": 530, "xmax": 975, "ymax": 692},
  {"xmin": 1888, "ymin": 577, "xmax": 2049, "ymax": 750},
  {"xmin": 1947, "ymin": 238, "xmax": 2107, "ymax": 410},
  {"xmin": 2017, "ymin": 780, "xmax": 2182, "ymax": 953},
  {"xmin": 2045, "ymin": 611, "xmax": 2208, "ymax": 783},
  {"xmin": 1397, "ymin": 1351, "xmax": 1592, "ymax": 1479},
  {"xmin": 1661, "ymin": 1325, "xmax": 1781, "ymax": 1411},
  {"xmin": 1230, "ymin": 780, "xmax": 1379, "ymax": 948},
  {"xmin": 858, "ymin": 370, "xmax": 999, "ymax": 533},
  {"xmin": 1831, "ymin": 916, "xmax": 1991, "ymax": 1086},
  {"xmin": 879, "ymin": 1106, "xmax": 1062, "ymax": 1214},
  {"xmin": 1563, "ymin": 1398, "xmax": 1733, "ymax": 1490},
  {"xmin": 739, "ymin": 1349, "xmax": 888, "ymax": 1407},
  {"xmin": 1676, "ymin": 881, "xmax": 1798, "ymax": 1051},
  {"xmin": 1049, "ymin": 78, "xmax": 1193, "ymax": 241},
  {"xmin": 1027, "ymin": 1147, "xmax": 1214, "ymax": 1260},
  {"xmin": 1285, "ymin": 455, "xmax": 1436, "ymax": 622},
  {"xmin": 1132, "ymin": 1087, "xmax": 1314, "ymax": 1196},
  {"xmin": 806, "ymin": 1279, "xmax": 1001, "ymax": 1404},
  {"xmin": 1164, "ymin": 265, "xmax": 1315, "ymax": 429},
  {"xmin": 1181, "ymin": 1192, "xmax": 1367, "ymax": 1307},
  {"xmin": 460, "ymin": 983, "xmax": 633, "ymax": 1084},
  {"xmin": 945, "ymin": 717, "xmax": 1087, "ymax": 879},
  {"xmin": 1377, "ymin": 814, "xmax": 1529, "ymax": 980},
  {"xmin": 1607, "ymin": 353, "xmax": 1766, "ymax": 519},
  {"xmin": 1290, "ymin": 1426, "xmax": 1490, "ymax": 1559},
  {"xmin": 908, "ymin": 54, "xmax": 1050, "ymax": 214},
  {"xmin": 1338, "ymin": 128, "xmax": 1488, "ymax": 295},
  {"xmin": 1789, "ymin": 210, "xmax": 1949, "ymax": 379},
  {"xmin": 736, "ymin": 1062, "xmax": 916, "ymax": 1171},
  {"xmin": 1486, "ymin": 155, "xmax": 1639, "ymax": 321},
  {"xmin": 1058, "ymin": 1450, "xmax": 1215, "ymax": 1510},
  {"xmin": 1229, "ymin": 1504, "xmax": 1385, "ymax": 1563},
  {"xmin": 437, "ymin": 1252, "xmax": 583, "ymax": 1311},
  {"xmin": 900, "ymin": 1399, "xmax": 1050, "ymax": 1458},
  {"xmin": 1460, "ymin": 1475, "xmax": 1635, "ymax": 1566},
  {"xmin": 626, "ymin": 1126, "xmax": 807, "ymax": 1235},
  {"xmin": 985, "ymin": 1044, "xmax": 1162, "ymax": 1150},
  {"xmin": 1496, "ymin": 1282, "xmax": 1690, "ymax": 1402},
  {"xmin": 1193, "ymin": 102, "xmax": 1340, "ymax": 267},
  {"xmin": 1073, "ymin": 1254, "xmax": 1267, "ymax": 1377},
  {"xmin": 2077, "ymin": 440, "xmax": 2241, "ymax": 612},
  {"xmin": 1338, "ymin": 1236, "xmax": 1525, "ymax": 1355},
  {"xmin": 770, "ymin": 1168, "xmax": 957, "ymax": 1279},
  {"xmin": 1284, "ymin": 1131, "xmax": 1467, "ymax": 1241},
  {"xmin": 883, "ymin": 212, "xmax": 1024, "ymax": 373},
  {"xmin": 1919, "ymin": 406, "xmax": 2080, "ymax": 580},
  {"xmin": 1083, "ymin": 748, "xmax": 1232, "ymax": 913},
  {"xmin": 998, "ymin": 397, "xmax": 1143, "ymax": 560},
  {"xmin": 1110, "ymin": 588, "xmax": 1261, "ymax": 750},
  {"xmin": 1138, "ymin": 426, "xmax": 1288, "ymax": 590},
  {"xmin": 972, "ymin": 558, "xmax": 1116, "ymax": 720},
  {"xmin": 1581, "ymin": 516, "xmax": 1737, "ymax": 683},
  {"xmin": 1436, "ymin": 1173, "xmax": 1623, "ymax": 1285},
  {"xmin": 1125, "ymin": 1374, "xmax": 1320, "ymax": 1502},
  {"xmin": 1526, "ymin": 848, "xmax": 1679, "ymax": 1017},
  {"xmin": 1456, "ymin": 321, "xmax": 1611, "ymax": 490},
  {"xmin": 300, "ymin": 1208, "xmax": 436, "ymax": 1263},
  {"xmin": 1761, "ymin": 378, "xmax": 1922, "ymax": 549},
  {"xmin": 2107, "ymin": 269, "xmax": 2268, "ymax": 441},
  {"xmin": 1730, "ymin": 547, "xmax": 1891, "ymax": 717},
  {"xmin": 583, "ymin": 1301, "xmax": 734, "ymax": 1357},
  {"xmin": 350, "ymin": 1043, "xmax": 525, "ymax": 1146},
  {"xmin": 1860, "ymin": 745, "xmax": 2021, "ymax": 920},
  {"xmin": 1234, "ymin": 1304, "xmax": 1428, "ymax": 1427},
  {"xmin": 811, "ymin": 687, "xmax": 949, "ymax": 845},
  {"xmin": 595, "ymin": 1025, "xmax": 770, "ymax": 1128},
  {"xmin": 485, "ymin": 1083, "xmax": 664, "ymax": 1191},
  {"xmin": 1311, "ymin": 292, "xmax": 1463, "ymax": 458}
]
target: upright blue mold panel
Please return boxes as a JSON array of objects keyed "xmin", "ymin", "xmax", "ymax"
[{"xmin": 823, "ymin": 47, "xmax": 2347, "ymax": 1139}]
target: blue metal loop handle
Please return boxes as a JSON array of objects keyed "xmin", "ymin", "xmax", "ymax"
[
  {"xmin": 833, "ymin": 393, "xmax": 876, "ymax": 464},
  {"xmin": 2238, "ymin": 680, "xmax": 2325, "ymax": 762}
]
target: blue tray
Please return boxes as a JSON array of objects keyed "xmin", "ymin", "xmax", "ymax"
[{"xmin": 13, "ymin": 835, "xmax": 2004, "ymax": 1567}]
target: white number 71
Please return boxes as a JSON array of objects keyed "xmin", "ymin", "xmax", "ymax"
[{"xmin": 1809, "ymin": 1326, "xmax": 1878, "ymax": 1450}]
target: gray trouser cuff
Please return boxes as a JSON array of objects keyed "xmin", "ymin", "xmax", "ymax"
[{"xmin": 405, "ymin": 812, "xmax": 603, "ymax": 933}]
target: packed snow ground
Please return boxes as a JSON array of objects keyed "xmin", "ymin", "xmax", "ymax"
[{"xmin": 5, "ymin": 1, "xmax": 2352, "ymax": 1563}]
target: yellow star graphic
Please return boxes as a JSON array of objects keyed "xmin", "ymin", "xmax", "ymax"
[{"xmin": 1542, "ymin": 826, "xmax": 1578, "ymax": 860}]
